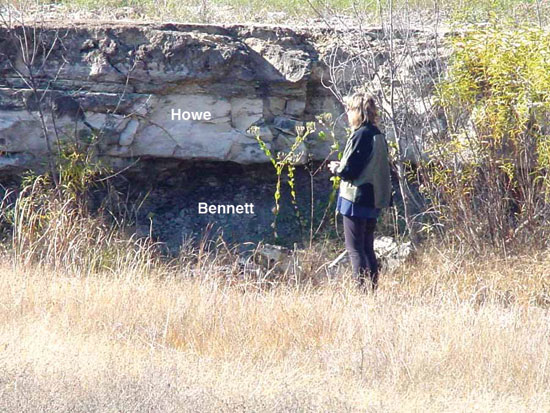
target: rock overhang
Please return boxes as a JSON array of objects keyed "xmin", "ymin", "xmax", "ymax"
[{"xmin": 0, "ymin": 21, "xmax": 346, "ymax": 173}]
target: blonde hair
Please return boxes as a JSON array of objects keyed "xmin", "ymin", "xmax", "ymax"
[{"xmin": 344, "ymin": 93, "xmax": 378, "ymax": 130}]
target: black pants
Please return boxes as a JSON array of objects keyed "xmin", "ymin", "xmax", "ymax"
[{"xmin": 343, "ymin": 215, "xmax": 379, "ymax": 291}]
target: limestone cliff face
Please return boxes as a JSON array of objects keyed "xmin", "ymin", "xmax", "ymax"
[
  {"xmin": 0, "ymin": 21, "xmax": 446, "ymax": 246},
  {"xmin": 0, "ymin": 22, "xmax": 345, "ymax": 172}
]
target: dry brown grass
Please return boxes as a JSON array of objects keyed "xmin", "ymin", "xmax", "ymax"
[{"xmin": 1, "ymin": 243, "xmax": 549, "ymax": 412}]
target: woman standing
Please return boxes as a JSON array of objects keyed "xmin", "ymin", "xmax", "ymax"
[{"xmin": 328, "ymin": 93, "xmax": 392, "ymax": 291}]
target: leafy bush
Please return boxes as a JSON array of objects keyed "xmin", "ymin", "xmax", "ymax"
[{"xmin": 425, "ymin": 22, "xmax": 550, "ymax": 249}]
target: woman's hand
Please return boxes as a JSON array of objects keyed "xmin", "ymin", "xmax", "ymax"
[{"xmin": 328, "ymin": 161, "xmax": 340, "ymax": 174}]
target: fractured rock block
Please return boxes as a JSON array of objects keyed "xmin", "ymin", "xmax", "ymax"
[
  {"xmin": 230, "ymin": 97, "xmax": 263, "ymax": 132},
  {"xmin": 273, "ymin": 116, "xmax": 303, "ymax": 136},
  {"xmin": 284, "ymin": 99, "xmax": 306, "ymax": 117},
  {"xmin": 119, "ymin": 119, "xmax": 139, "ymax": 146},
  {"xmin": 266, "ymin": 97, "xmax": 286, "ymax": 117}
]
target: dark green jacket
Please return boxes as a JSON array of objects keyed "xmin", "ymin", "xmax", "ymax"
[{"xmin": 335, "ymin": 121, "xmax": 392, "ymax": 208}]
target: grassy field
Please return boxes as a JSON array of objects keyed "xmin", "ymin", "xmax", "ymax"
[
  {"xmin": 1, "ymin": 179, "xmax": 549, "ymax": 412},
  {"xmin": 0, "ymin": 243, "xmax": 549, "ymax": 412},
  {"xmin": 1, "ymin": 0, "xmax": 550, "ymax": 410},
  {"xmin": 2, "ymin": 0, "xmax": 549, "ymax": 26}
]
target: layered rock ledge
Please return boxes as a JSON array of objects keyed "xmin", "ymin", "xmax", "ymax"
[{"xmin": 0, "ymin": 22, "xmax": 351, "ymax": 172}]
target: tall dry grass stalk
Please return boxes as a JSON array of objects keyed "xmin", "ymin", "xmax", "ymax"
[{"xmin": 9, "ymin": 176, "xmax": 163, "ymax": 277}]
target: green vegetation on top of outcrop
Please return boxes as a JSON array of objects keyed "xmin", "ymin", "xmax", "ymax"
[{"xmin": 3, "ymin": 0, "xmax": 549, "ymax": 26}]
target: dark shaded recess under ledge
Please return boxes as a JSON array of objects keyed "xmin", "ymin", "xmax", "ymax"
[{"xmin": 90, "ymin": 158, "xmax": 337, "ymax": 251}]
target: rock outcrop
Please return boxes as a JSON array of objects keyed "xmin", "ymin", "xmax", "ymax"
[
  {"xmin": 0, "ymin": 22, "xmax": 348, "ymax": 172},
  {"xmin": 0, "ymin": 21, "xmax": 446, "ymax": 247},
  {"xmin": 0, "ymin": 21, "xmax": 446, "ymax": 174}
]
